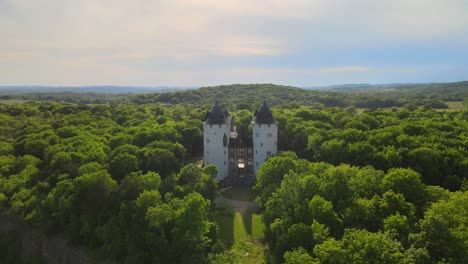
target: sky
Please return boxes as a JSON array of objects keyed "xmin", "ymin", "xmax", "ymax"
[{"xmin": 1, "ymin": 0, "xmax": 468, "ymax": 87}]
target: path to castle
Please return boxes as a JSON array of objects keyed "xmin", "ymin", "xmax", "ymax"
[
  {"xmin": 214, "ymin": 187, "xmax": 260, "ymax": 212},
  {"xmin": 214, "ymin": 195, "xmax": 259, "ymax": 212}
]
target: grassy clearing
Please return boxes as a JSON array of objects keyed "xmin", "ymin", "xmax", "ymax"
[
  {"xmin": 214, "ymin": 208, "xmax": 265, "ymax": 242},
  {"xmin": 435, "ymin": 101, "xmax": 465, "ymax": 112},
  {"xmin": 220, "ymin": 186, "xmax": 256, "ymax": 201},
  {"xmin": 215, "ymin": 186, "xmax": 264, "ymax": 243},
  {"xmin": 357, "ymin": 101, "xmax": 466, "ymax": 113},
  {"xmin": 445, "ymin": 101, "xmax": 464, "ymax": 110}
]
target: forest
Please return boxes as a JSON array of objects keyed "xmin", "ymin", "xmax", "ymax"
[{"xmin": 0, "ymin": 83, "xmax": 467, "ymax": 263}]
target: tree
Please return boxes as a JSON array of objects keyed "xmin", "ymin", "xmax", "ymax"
[
  {"xmin": 142, "ymin": 148, "xmax": 178, "ymax": 177},
  {"xmin": 318, "ymin": 165, "xmax": 357, "ymax": 213},
  {"xmin": 384, "ymin": 213, "xmax": 410, "ymax": 246},
  {"xmin": 347, "ymin": 141, "xmax": 375, "ymax": 166},
  {"xmin": 418, "ymin": 191, "xmax": 468, "ymax": 263},
  {"xmin": 117, "ymin": 171, "xmax": 161, "ymax": 201},
  {"xmin": 313, "ymin": 238, "xmax": 347, "ymax": 264},
  {"xmin": 212, "ymin": 241, "xmax": 264, "ymax": 264},
  {"xmin": 314, "ymin": 229, "xmax": 407, "ymax": 264},
  {"xmin": 255, "ymin": 156, "xmax": 297, "ymax": 205},
  {"xmin": 109, "ymin": 153, "xmax": 139, "ymax": 181},
  {"xmin": 287, "ymin": 223, "xmax": 314, "ymax": 250},
  {"xmin": 284, "ymin": 247, "xmax": 316, "ymax": 264},
  {"xmin": 308, "ymin": 195, "xmax": 342, "ymax": 237},
  {"xmin": 73, "ymin": 170, "xmax": 117, "ymax": 210},
  {"xmin": 319, "ymin": 139, "xmax": 347, "ymax": 165},
  {"xmin": 349, "ymin": 166, "xmax": 384, "ymax": 199},
  {"xmin": 407, "ymin": 147, "xmax": 443, "ymax": 185},
  {"xmin": 172, "ymin": 192, "xmax": 211, "ymax": 263},
  {"xmin": 179, "ymin": 125, "xmax": 202, "ymax": 155},
  {"xmin": 382, "ymin": 168, "xmax": 426, "ymax": 205},
  {"xmin": 23, "ymin": 138, "xmax": 49, "ymax": 159},
  {"xmin": 377, "ymin": 191, "xmax": 416, "ymax": 221}
]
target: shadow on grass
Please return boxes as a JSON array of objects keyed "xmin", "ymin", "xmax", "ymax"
[
  {"xmin": 215, "ymin": 209, "xmax": 265, "ymax": 243},
  {"xmin": 214, "ymin": 209, "xmax": 234, "ymax": 242},
  {"xmin": 240, "ymin": 210, "xmax": 253, "ymax": 237}
]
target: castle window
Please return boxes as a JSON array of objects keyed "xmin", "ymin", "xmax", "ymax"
[
  {"xmin": 210, "ymin": 124, "xmax": 212, "ymax": 128},
  {"xmin": 238, "ymin": 149, "xmax": 244, "ymax": 156},
  {"xmin": 261, "ymin": 142, "xmax": 263, "ymax": 147},
  {"xmin": 223, "ymin": 133, "xmax": 228, "ymax": 147},
  {"xmin": 255, "ymin": 133, "xmax": 259, "ymax": 137},
  {"xmin": 224, "ymin": 150, "xmax": 226, "ymax": 154},
  {"xmin": 230, "ymin": 149, "xmax": 234, "ymax": 154},
  {"xmin": 206, "ymin": 138, "xmax": 210, "ymax": 143},
  {"xmin": 267, "ymin": 133, "xmax": 272, "ymax": 138},
  {"xmin": 255, "ymin": 150, "xmax": 258, "ymax": 154},
  {"xmin": 267, "ymin": 151, "xmax": 272, "ymax": 156},
  {"xmin": 256, "ymin": 162, "xmax": 258, "ymax": 166},
  {"xmin": 268, "ymin": 124, "xmax": 270, "ymax": 127},
  {"xmin": 224, "ymin": 161, "xmax": 226, "ymax": 165}
]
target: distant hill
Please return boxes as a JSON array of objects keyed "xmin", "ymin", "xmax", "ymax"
[
  {"xmin": 324, "ymin": 81, "xmax": 468, "ymax": 93},
  {"xmin": 131, "ymin": 81, "xmax": 468, "ymax": 109},
  {"xmin": 131, "ymin": 83, "xmax": 345, "ymax": 108},
  {"xmin": 0, "ymin": 86, "xmax": 196, "ymax": 94},
  {"xmin": 1, "ymin": 81, "xmax": 466, "ymax": 108}
]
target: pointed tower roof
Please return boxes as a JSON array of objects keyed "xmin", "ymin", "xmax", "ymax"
[
  {"xmin": 205, "ymin": 101, "xmax": 228, "ymax": 124},
  {"xmin": 254, "ymin": 100, "xmax": 275, "ymax": 124}
]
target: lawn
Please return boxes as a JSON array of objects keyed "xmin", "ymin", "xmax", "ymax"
[
  {"xmin": 214, "ymin": 208, "xmax": 265, "ymax": 242},
  {"xmin": 356, "ymin": 101, "xmax": 465, "ymax": 113},
  {"xmin": 445, "ymin": 101, "xmax": 465, "ymax": 110},
  {"xmin": 220, "ymin": 186, "xmax": 256, "ymax": 201},
  {"xmin": 214, "ymin": 187, "xmax": 264, "ymax": 243}
]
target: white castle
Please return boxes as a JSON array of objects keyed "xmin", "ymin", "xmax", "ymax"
[{"xmin": 203, "ymin": 101, "xmax": 278, "ymax": 183}]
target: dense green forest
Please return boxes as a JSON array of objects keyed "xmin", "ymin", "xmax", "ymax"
[
  {"xmin": 131, "ymin": 82, "xmax": 468, "ymax": 109},
  {"xmin": 0, "ymin": 83, "xmax": 467, "ymax": 263},
  {"xmin": 2, "ymin": 81, "xmax": 467, "ymax": 108}
]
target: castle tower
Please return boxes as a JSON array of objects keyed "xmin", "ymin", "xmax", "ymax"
[
  {"xmin": 203, "ymin": 102, "xmax": 230, "ymax": 180},
  {"xmin": 253, "ymin": 100, "xmax": 278, "ymax": 172}
]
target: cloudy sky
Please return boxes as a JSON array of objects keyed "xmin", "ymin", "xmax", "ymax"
[{"xmin": 1, "ymin": 0, "xmax": 468, "ymax": 87}]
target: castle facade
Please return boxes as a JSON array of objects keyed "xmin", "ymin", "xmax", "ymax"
[{"xmin": 203, "ymin": 101, "xmax": 277, "ymax": 184}]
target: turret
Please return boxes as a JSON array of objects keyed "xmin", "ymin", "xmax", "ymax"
[
  {"xmin": 203, "ymin": 102, "xmax": 231, "ymax": 180},
  {"xmin": 253, "ymin": 100, "xmax": 278, "ymax": 172}
]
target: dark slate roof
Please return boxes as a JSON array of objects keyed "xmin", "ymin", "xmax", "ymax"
[
  {"xmin": 254, "ymin": 100, "xmax": 275, "ymax": 124},
  {"xmin": 205, "ymin": 102, "xmax": 228, "ymax": 124}
]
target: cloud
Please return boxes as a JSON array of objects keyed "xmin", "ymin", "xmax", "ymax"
[
  {"xmin": 230, "ymin": 66, "xmax": 372, "ymax": 75},
  {"xmin": 1, "ymin": 0, "xmax": 467, "ymax": 85}
]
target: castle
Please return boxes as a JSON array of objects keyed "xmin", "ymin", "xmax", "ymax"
[{"xmin": 203, "ymin": 101, "xmax": 277, "ymax": 184}]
